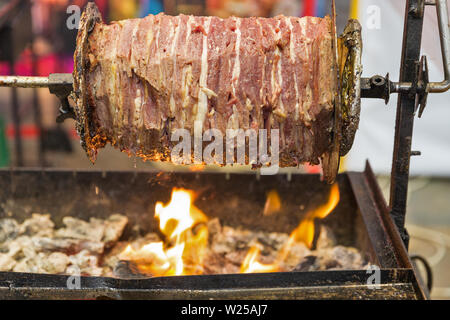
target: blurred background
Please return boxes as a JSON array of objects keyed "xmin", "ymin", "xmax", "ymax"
[{"xmin": 0, "ymin": 0, "xmax": 449, "ymax": 298}]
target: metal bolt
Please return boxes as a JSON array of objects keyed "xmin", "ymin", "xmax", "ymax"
[
  {"xmin": 409, "ymin": 0, "xmax": 425, "ymax": 17},
  {"xmin": 411, "ymin": 151, "xmax": 422, "ymax": 156},
  {"xmin": 371, "ymin": 75, "xmax": 386, "ymax": 87}
]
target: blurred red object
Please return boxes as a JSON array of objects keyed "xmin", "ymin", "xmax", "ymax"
[
  {"xmin": 6, "ymin": 124, "xmax": 78, "ymax": 139},
  {"xmin": 302, "ymin": 0, "xmax": 315, "ymax": 16},
  {"xmin": 0, "ymin": 62, "xmax": 10, "ymax": 75},
  {"xmin": 305, "ymin": 164, "xmax": 321, "ymax": 174},
  {"xmin": 0, "ymin": 48, "xmax": 72, "ymax": 76},
  {"xmin": 207, "ymin": 0, "xmax": 221, "ymax": 10},
  {"xmin": 37, "ymin": 0, "xmax": 69, "ymax": 5}
]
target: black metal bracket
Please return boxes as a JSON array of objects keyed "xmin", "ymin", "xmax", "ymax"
[
  {"xmin": 360, "ymin": 57, "xmax": 429, "ymax": 117},
  {"xmin": 360, "ymin": 74, "xmax": 395, "ymax": 104},
  {"xmin": 389, "ymin": 0, "xmax": 425, "ymax": 249},
  {"xmin": 416, "ymin": 56, "xmax": 429, "ymax": 117},
  {"xmin": 47, "ymin": 73, "xmax": 75, "ymax": 123}
]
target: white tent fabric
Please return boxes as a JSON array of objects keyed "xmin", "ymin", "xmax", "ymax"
[{"xmin": 346, "ymin": 0, "xmax": 450, "ymax": 175}]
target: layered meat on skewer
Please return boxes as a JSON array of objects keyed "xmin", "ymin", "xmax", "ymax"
[{"xmin": 73, "ymin": 3, "xmax": 339, "ymax": 178}]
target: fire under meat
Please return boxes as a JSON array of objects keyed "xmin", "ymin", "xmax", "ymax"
[{"xmin": 0, "ymin": 184, "xmax": 367, "ymax": 277}]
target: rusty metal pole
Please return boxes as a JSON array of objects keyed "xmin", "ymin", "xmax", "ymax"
[{"xmin": 389, "ymin": 0, "xmax": 426, "ymax": 249}]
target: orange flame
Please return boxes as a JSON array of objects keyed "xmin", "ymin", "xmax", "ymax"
[
  {"xmin": 189, "ymin": 164, "xmax": 206, "ymax": 172},
  {"xmin": 240, "ymin": 246, "xmax": 279, "ymax": 273},
  {"xmin": 287, "ymin": 183, "xmax": 340, "ymax": 249},
  {"xmin": 240, "ymin": 184, "xmax": 340, "ymax": 273},
  {"xmin": 120, "ymin": 184, "xmax": 340, "ymax": 276},
  {"xmin": 263, "ymin": 190, "xmax": 281, "ymax": 216},
  {"xmin": 119, "ymin": 188, "xmax": 208, "ymax": 276}
]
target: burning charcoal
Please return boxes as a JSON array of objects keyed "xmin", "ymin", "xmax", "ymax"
[
  {"xmin": 206, "ymin": 251, "xmax": 241, "ymax": 274},
  {"xmin": 332, "ymin": 246, "xmax": 366, "ymax": 269},
  {"xmin": 4, "ymin": 236, "xmax": 32, "ymax": 258},
  {"xmin": 316, "ymin": 246, "xmax": 366, "ymax": 270},
  {"xmin": 257, "ymin": 232, "xmax": 289, "ymax": 253},
  {"xmin": 141, "ymin": 232, "xmax": 162, "ymax": 243},
  {"xmin": 103, "ymin": 233, "xmax": 163, "ymax": 272},
  {"xmin": 102, "ymin": 266, "xmax": 114, "ymax": 277},
  {"xmin": 236, "ymin": 240, "xmax": 249, "ymax": 250},
  {"xmin": 102, "ymin": 214, "xmax": 128, "ymax": 244},
  {"xmin": 323, "ymin": 258, "xmax": 341, "ymax": 269},
  {"xmin": 212, "ymin": 226, "xmax": 253, "ymax": 253},
  {"xmin": 19, "ymin": 214, "xmax": 54, "ymax": 237},
  {"xmin": 128, "ymin": 224, "xmax": 150, "ymax": 239},
  {"xmin": 12, "ymin": 252, "xmax": 49, "ymax": 273},
  {"xmin": 293, "ymin": 255, "xmax": 318, "ymax": 272},
  {"xmin": 77, "ymin": 240, "xmax": 105, "ymax": 255},
  {"xmin": 126, "ymin": 233, "xmax": 162, "ymax": 250},
  {"xmin": 13, "ymin": 258, "xmax": 35, "ymax": 273},
  {"xmin": 42, "ymin": 252, "xmax": 70, "ymax": 274},
  {"xmin": 67, "ymin": 249, "xmax": 103, "ymax": 276},
  {"xmin": 0, "ymin": 209, "xmax": 369, "ymax": 277},
  {"xmin": 22, "ymin": 243, "xmax": 37, "ymax": 260},
  {"xmin": 117, "ymin": 242, "xmax": 171, "ymax": 272},
  {"xmin": 32, "ymin": 237, "xmax": 105, "ymax": 255},
  {"xmin": 103, "ymin": 241, "xmax": 129, "ymax": 270},
  {"xmin": 208, "ymin": 262, "xmax": 240, "ymax": 275},
  {"xmin": 0, "ymin": 253, "xmax": 16, "ymax": 271},
  {"xmin": 206, "ymin": 218, "xmax": 222, "ymax": 239},
  {"xmin": 65, "ymin": 265, "xmax": 80, "ymax": 275},
  {"xmin": 203, "ymin": 252, "xmax": 232, "ymax": 274},
  {"xmin": 0, "ymin": 218, "xmax": 19, "ymax": 243},
  {"xmin": 315, "ymin": 225, "xmax": 337, "ymax": 250},
  {"xmin": 113, "ymin": 260, "xmax": 148, "ymax": 279},
  {"xmin": 55, "ymin": 217, "xmax": 106, "ymax": 242},
  {"xmin": 224, "ymin": 250, "xmax": 248, "ymax": 266},
  {"xmin": 282, "ymin": 242, "xmax": 311, "ymax": 270}
]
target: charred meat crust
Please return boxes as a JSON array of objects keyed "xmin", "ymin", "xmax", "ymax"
[
  {"xmin": 339, "ymin": 19, "xmax": 362, "ymax": 157},
  {"xmin": 73, "ymin": 2, "xmax": 106, "ymax": 162}
]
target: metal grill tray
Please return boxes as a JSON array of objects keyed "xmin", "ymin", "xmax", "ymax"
[{"xmin": 0, "ymin": 164, "xmax": 426, "ymax": 299}]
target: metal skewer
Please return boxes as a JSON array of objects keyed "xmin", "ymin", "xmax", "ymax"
[
  {"xmin": 0, "ymin": 73, "xmax": 73, "ymax": 89},
  {"xmin": 0, "ymin": 73, "xmax": 74, "ymax": 122},
  {"xmin": 0, "ymin": 75, "xmax": 51, "ymax": 88},
  {"xmin": 0, "ymin": 0, "xmax": 447, "ymax": 123}
]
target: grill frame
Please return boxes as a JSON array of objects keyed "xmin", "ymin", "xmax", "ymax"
[
  {"xmin": 0, "ymin": 269, "xmax": 422, "ymax": 300},
  {"xmin": 0, "ymin": 163, "xmax": 426, "ymax": 300}
]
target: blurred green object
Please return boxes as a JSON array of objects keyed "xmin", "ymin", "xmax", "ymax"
[{"xmin": 0, "ymin": 115, "xmax": 9, "ymax": 167}]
